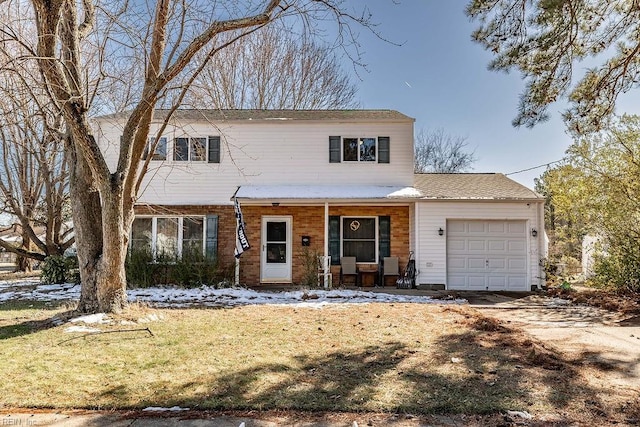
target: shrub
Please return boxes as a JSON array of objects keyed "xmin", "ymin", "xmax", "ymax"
[
  {"xmin": 125, "ymin": 248, "xmax": 235, "ymax": 288},
  {"xmin": 298, "ymin": 246, "xmax": 322, "ymax": 287},
  {"xmin": 589, "ymin": 235, "xmax": 640, "ymax": 293},
  {"xmin": 40, "ymin": 255, "xmax": 79, "ymax": 284}
]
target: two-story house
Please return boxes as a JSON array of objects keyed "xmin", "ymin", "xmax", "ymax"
[{"xmin": 95, "ymin": 109, "xmax": 545, "ymax": 291}]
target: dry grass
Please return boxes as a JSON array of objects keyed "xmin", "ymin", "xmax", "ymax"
[{"xmin": 0, "ymin": 301, "xmax": 637, "ymax": 425}]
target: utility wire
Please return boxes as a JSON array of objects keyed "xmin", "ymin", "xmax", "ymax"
[{"xmin": 505, "ymin": 159, "xmax": 565, "ymax": 176}]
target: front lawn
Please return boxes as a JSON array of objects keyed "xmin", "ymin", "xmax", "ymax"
[{"xmin": 0, "ymin": 300, "xmax": 634, "ymax": 424}]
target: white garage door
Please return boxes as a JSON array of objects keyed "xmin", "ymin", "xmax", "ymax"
[{"xmin": 447, "ymin": 220, "xmax": 528, "ymax": 291}]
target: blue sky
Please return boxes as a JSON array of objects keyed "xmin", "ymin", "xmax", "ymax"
[{"xmin": 346, "ymin": 0, "xmax": 573, "ymax": 189}]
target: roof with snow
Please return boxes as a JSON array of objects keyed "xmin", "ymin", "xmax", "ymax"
[
  {"xmin": 97, "ymin": 109, "xmax": 414, "ymax": 123},
  {"xmin": 234, "ymin": 185, "xmax": 423, "ymax": 202},
  {"xmin": 414, "ymin": 173, "xmax": 542, "ymax": 200}
]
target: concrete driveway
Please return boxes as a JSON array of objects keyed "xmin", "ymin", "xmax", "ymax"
[{"xmin": 466, "ymin": 292, "xmax": 640, "ymax": 391}]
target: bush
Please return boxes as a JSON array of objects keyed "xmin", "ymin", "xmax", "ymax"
[
  {"xmin": 125, "ymin": 248, "xmax": 234, "ymax": 288},
  {"xmin": 589, "ymin": 235, "xmax": 640, "ymax": 293},
  {"xmin": 40, "ymin": 255, "xmax": 79, "ymax": 284},
  {"xmin": 298, "ymin": 246, "xmax": 322, "ymax": 287}
]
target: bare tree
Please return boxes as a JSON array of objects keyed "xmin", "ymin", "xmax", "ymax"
[
  {"xmin": 2, "ymin": 0, "xmax": 377, "ymax": 313},
  {"xmin": 185, "ymin": 25, "xmax": 359, "ymax": 109},
  {"xmin": 414, "ymin": 128, "xmax": 476, "ymax": 173},
  {"xmin": 0, "ymin": 10, "xmax": 73, "ymax": 271}
]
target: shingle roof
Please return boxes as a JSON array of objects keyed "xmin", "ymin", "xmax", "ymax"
[
  {"xmin": 414, "ymin": 173, "xmax": 542, "ymax": 200},
  {"xmin": 97, "ymin": 109, "xmax": 414, "ymax": 122}
]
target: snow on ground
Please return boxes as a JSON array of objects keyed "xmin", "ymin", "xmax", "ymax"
[
  {"xmin": 0, "ymin": 279, "xmax": 466, "ymax": 308},
  {"xmin": 69, "ymin": 313, "xmax": 110, "ymax": 324},
  {"xmin": 64, "ymin": 325, "xmax": 101, "ymax": 334}
]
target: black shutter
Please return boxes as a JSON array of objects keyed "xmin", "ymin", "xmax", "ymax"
[
  {"xmin": 205, "ymin": 215, "xmax": 219, "ymax": 260},
  {"xmin": 378, "ymin": 137, "xmax": 390, "ymax": 163},
  {"xmin": 378, "ymin": 216, "xmax": 391, "ymax": 259},
  {"xmin": 329, "ymin": 215, "xmax": 340, "ymax": 265},
  {"xmin": 329, "ymin": 136, "xmax": 341, "ymax": 163},
  {"xmin": 208, "ymin": 136, "xmax": 221, "ymax": 163}
]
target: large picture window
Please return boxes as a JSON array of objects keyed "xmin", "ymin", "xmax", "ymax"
[
  {"xmin": 131, "ymin": 216, "xmax": 217, "ymax": 260},
  {"xmin": 342, "ymin": 217, "xmax": 376, "ymax": 262}
]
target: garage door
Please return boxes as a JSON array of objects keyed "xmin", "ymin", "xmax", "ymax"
[{"xmin": 447, "ymin": 220, "xmax": 528, "ymax": 291}]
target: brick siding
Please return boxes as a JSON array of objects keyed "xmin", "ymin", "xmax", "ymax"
[{"xmin": 134, "ymin": 204, "xmax": 410, "ymax": 286}]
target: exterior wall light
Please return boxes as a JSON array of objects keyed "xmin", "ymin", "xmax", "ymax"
[
  {"xmin": 531, "ymin": 228, "xmax": 538, "ymax": 237},
  {"xmin": 438, "ymin": 227, "xmax": 444, "ymax": 236}
]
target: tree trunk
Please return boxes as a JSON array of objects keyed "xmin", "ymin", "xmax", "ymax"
[
  {"xmin": 69, "ymin": 140, "xmax": 128, "ymax": 313},
  {"xmin": 15, "ymin": 233, "xmax": 33, "ymax": 272}
]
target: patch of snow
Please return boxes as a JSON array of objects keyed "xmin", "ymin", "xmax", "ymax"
[
  {"xmin": 64, "ymin": 325, "xmax": 101, "ymax": 333},
  {"xmin": 0, "ymin": 278, "xmax": 467, "ymax": 308},
  {"xmin": 69, "ymin": 313, "xmax": 110, "ymax": 324},
  {"xmin": 506, "ymin": 410, "xmax": 533, "ymax": 420},
  {"xmin": 142, "ymin": 406, "xmax": 190, "ymax": 412}
]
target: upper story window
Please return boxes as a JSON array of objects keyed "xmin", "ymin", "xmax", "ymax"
[
  {"xmin": 143, "ymin": 137, "xmax": 167, "ymax": 161},
  {"xmin": 329, "ymin": 136, "xmax": 390, "ymax": 164},
  {"xmin": 174, "ymin": 136, "xmax": 220, "ymax": 163}
]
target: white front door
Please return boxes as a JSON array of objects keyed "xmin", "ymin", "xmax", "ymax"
[{"xmin": 261, "ymin": 216, "xmax": 292, "ymax": 283}]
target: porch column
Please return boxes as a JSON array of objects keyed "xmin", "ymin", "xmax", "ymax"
[{"xmin": 324, "ymin": 202, "xmax": 330, "ymax": 288}]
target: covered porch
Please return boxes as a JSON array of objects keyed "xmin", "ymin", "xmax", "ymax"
[{"xmin": 233, "ymin": 185, "xmax": 422, "ymax": 287}]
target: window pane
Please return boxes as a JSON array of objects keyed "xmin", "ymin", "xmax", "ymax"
[
  {"xmin": 131, "ymin": 218, "xmax": 152, "ymax": 252},
  {"xmin": 343, "ymin": 138, "xmax": 358, "ymax": 161},
  {"xmin": 343, "ymin": 241, "xmax": 376, "ymax": 263},
  {"xmin": 174, "ymin": 138, "xmax": 188, "ymax": 161},
  {"xmin": 191, "ymin": 137, "xmax": 206, "ymax": 161},
  {"xmin": 266, "ymin": 243, "xmax": 286, "ymax": 263},
  {"xmin": 156, "ymin": 218, "xmax": 178, "ymax": 258},
  {"xmin": 151, "ymin": 137, "xmax": 167, "ymax": 160},
  {"xmin": 343, "ymin": 218, "xmax": 375, "ymax": 240},
  {"xmin": 182, "ymin": 217, "xmax": 203, "ymax": 255},
  {"xmin": 359, "ymin": 138, "xmax": 376, "ymax": 162},
  {"xmin": 266, "ymin": 221, "xmax": 287, "ymax": 242}
]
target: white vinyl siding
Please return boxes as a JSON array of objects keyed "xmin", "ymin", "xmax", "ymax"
[
  {"xmin": 415, "ymin": 201, "xmax": 544, "ymax": 290},
  {"xmin": 95, "ymin": 120, "xmax": 414, "ymax": 206}
]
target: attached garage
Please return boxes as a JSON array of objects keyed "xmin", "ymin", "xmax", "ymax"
[
  {"xmin": 446, "ymin": 219, "xmax": 528, "ymax": 291},
  {"xmin": 412, "ymin": 173, "xmax": 546, "ymax": 291}
]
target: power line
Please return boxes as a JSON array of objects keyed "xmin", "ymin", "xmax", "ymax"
[{"xmin": 505, "ymin": 159, "xmax": 565, "ymax": 176}]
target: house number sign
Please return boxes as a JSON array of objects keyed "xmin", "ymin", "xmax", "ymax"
[{"xmin": 349, "ymin": 220, "xmax": 360, "ymax": 231}]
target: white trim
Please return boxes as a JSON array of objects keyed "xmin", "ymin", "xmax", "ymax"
[{"xmin": 260, "ymin": 216, "xmax": 293, "ymax": 283}]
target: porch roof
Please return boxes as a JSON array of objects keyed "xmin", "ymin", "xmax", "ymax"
[{"xmin": 233, "ymin": 185, "xmax": 423, "ymax": 202}]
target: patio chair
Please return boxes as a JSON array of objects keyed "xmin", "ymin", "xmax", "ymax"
[
  {"xmin": 382, "ymin": 256, "xmax": 400, "ymax": 287},
  {"xmin": 340, "ymin": 256, "xmax": 358, "ymax": 286}
]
